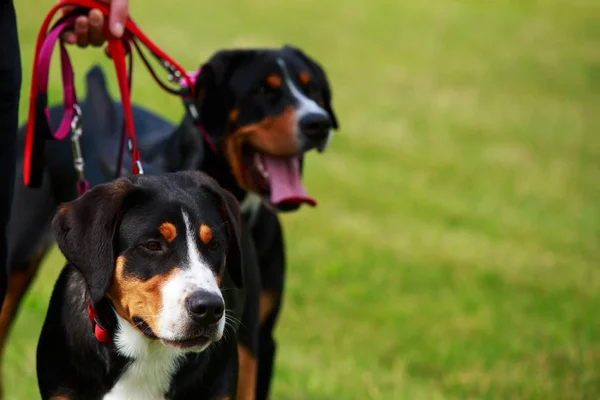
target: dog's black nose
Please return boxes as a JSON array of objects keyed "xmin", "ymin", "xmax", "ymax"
[
  {"xmin": 299, "ymin": 112, "xmax": 332, "ymax": 141},
  {"xmin": 186, "ymin": 291, "xmax": 225, "ymax": 326}
]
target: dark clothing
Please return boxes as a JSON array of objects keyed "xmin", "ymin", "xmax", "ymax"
[{"xmin": 0, "ymin": 0, "xmax": 22, "ymax": 310}]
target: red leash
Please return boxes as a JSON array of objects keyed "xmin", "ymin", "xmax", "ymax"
[
  {"xmin": 23, "ymin": 0, "xmax": 195, "ymax": 189},
  {"xmin": 24, "ymin": 0, "xmax": 200, "ymax": 343}
]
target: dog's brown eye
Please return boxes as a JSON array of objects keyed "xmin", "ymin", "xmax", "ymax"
[
  {"xmin": 208, "ymin": 240, "xmax": 220, "ymax": 251},
  {"xmin": 144, "ymin": 241, "xmax": 162, "ymax": 252}
]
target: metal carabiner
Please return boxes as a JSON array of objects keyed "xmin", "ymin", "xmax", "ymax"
[
  {"xmin": 125, "ymin": 132, "xmax": 144, "ymax": 175},
  {"xmin": 70, "ymin": 104, "xmax": 86, "ymax": 183},
  {"xmin": 136, "ymin": 159, "xmax": 144, "ymax": 175},
  {"xmin": 70, "ymin": 103, "xmax": 82, "ymax": 138},
  {"xmin": 157, "ymin": 57, "xmax": 182, "ymax": 83}
]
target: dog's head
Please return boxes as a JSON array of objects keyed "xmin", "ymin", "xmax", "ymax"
[
  {"xmin": 194, "ymin": 45, "xmax": 339, "ymax": 212},
  {"xmin": 52, "ymin": 171, "xmax": 242, "ymax": 352}
]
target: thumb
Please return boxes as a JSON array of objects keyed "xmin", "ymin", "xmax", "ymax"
[{"xmin": 108, "ymin": 0, "xmax": 128, "ymax": 38}]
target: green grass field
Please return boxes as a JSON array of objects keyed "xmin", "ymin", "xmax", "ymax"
[{"xmin": 4, "ymin": 0, "xmax": 600, "ymax": 398}]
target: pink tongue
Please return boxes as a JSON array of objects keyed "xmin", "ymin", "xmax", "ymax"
[{"xmin": 263, "ymin": 156, "xmax": 317, "ymax": 207}]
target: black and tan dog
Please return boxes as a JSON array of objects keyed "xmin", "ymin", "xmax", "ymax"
[
  {"xmin": 2, "ymin": 45, "xmax": 338, "ymax": 399},
  {"xmin": 38, "ymin": 171, "xmax": 243, "ymax": 399}
]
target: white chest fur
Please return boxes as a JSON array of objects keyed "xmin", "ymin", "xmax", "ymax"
[{"xmin": 103, "ymin": 315, "xmax": 184, "ymax": 400}]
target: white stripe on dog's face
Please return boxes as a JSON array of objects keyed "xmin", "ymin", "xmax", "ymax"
[
  {"xmin": 277, "ymin": 58, "xmax": 332, "ymax": 150},
  {"xmin": 277, "ymin": 58, "xmax": 325, "ymax": 117},
  {"xmin": 156, "ymin": 209, "xmax": 225, "ymax": 345}
]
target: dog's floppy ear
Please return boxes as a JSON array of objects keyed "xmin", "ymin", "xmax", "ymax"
[
  {"xmin": 194, "ymin": 49, "xmax": 257, "ymax": 143},
  {"xmin": 283, "ymin": 45, "xmax": 339, "ymax": 130},
  {"xmin": 52, "ymin": 178, "xmax": 132, "ymax": 305},
  {"xmin": 181, "ymin": 171, "xmax": 244, "ymax": 288},
  {"xmin": 214, "ymin": 184, "xmax": 244, "ymax": 289}
]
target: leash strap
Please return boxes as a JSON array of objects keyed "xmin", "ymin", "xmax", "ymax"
[{"xmin": 23, "ymin": 0, "xmax": 195, "ymax": 188}]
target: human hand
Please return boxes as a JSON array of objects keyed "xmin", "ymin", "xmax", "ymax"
[{"xmin": 59, "ymin": 0, "xmax": 129, "ymax": 47}]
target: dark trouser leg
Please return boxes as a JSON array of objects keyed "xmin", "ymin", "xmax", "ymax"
[{"xmin": 0, "ymin": 0, "xmax": 22, "ymax": 312}]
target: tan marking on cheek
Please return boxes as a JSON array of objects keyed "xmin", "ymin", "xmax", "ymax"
[
  {"xmin": 223, "ymin": 107, "xmax": 298, "ymax": 191},
  {"xmin": 259, "ymin": 290, "xmax": 279, "ymax": 324},
  {"xmin": 159, "ymin": 222, "xmax": 177, "ymax": 243},
  {"xmin": 237, "ymin": 343, "xmax": 257, "ymax": 400},
  {"xmin": 265, "ymin": 73, "xmax": 281, "ymax": 88},
  {"xmin": 107, "ymin": 256, "xmax": 179, "ymax": 334},
  {"xmin": 50, "ymin": 396, "xmax": 71, "ymax": 400},
  {"xmin": 223, "ymin": 135, "xmax": 247, "ymax": 191},
  {"xmin": 244, "ymin": 106, "xmax": 297, "ymax": 156},
  {"xmin": 299, "ymin": 71, "xmax": 311, "ymax": 86},
  {"xmin": 229, "ymin": 108, "xmax": 239, "ymax": 122},
  {"xmin": 200, "ymin": 224, "xmax": 213, "ymax": 244}
]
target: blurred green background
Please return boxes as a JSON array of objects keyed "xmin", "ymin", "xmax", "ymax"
[{"xmin": 5, "ymin": 0, "xmax": 599, "ymax": 399}]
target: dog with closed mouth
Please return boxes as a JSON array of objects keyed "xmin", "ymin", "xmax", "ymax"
[
  {"xmin": 3, "ymin": 44, "xmax": 339, "ymax": 399},
  {"xmin": 37, "ymin": 171, "xmax": 243, "ymax": 400}
]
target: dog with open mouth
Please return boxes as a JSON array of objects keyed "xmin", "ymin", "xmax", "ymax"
[
  {"xmin": 36, "ymin": 171, "xmax": 244, "ymax": 400},
  {"xmin": 2, "ymin": 44, "xmax": 338, "ymax": 399},
  {"xmin": 194, "ymin": 46, "xmax": 339, "ymax": 213}
]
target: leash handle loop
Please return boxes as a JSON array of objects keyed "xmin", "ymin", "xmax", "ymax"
[{"xmin": 24, "ymin": 0, "xmax": 193, "ymax": 188}]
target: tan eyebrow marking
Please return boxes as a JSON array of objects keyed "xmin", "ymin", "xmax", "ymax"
[
  {"xmin": 200, "ymin": 224, "xmax": 213, "ymax": 244},
  {"xmin": 299, "ymin": 71, "xmax": 310, "ymax": 85},
  {"xmin": 266, "ymin": 74, "xmax": 281, "ymax": 88},
  {"xmin": 159, "ymin": 222, "xmax": 177, "ymax": 242}
]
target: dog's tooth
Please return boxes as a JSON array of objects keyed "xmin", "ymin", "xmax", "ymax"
[
  {"xmin": 254, "ymin": 153, "xmax": 269, "ymax": 178},
  {"xmin": 254, "ymin": 154, "xmax": 261, "ymax": 172}
]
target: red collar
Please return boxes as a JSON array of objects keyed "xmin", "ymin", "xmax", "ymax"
[{"xmin": 87, "ymin": 304, "xmax": 111, "ymax": 344}]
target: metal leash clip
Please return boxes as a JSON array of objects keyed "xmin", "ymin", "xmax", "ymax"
[
  {"xmin": 159, "ymin": 58, "xmax": 182, "ymax": 83},
  {"xmin": 70, "ymin": 104, "xmax": 86, "ymax": 184},
  {"xmin": 135, "ymin": 159, "xmax": 144, "ymax": 175},
  {"xmin": 126, "ymin": 137, "xmax": 144, "ymax": 175}
]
